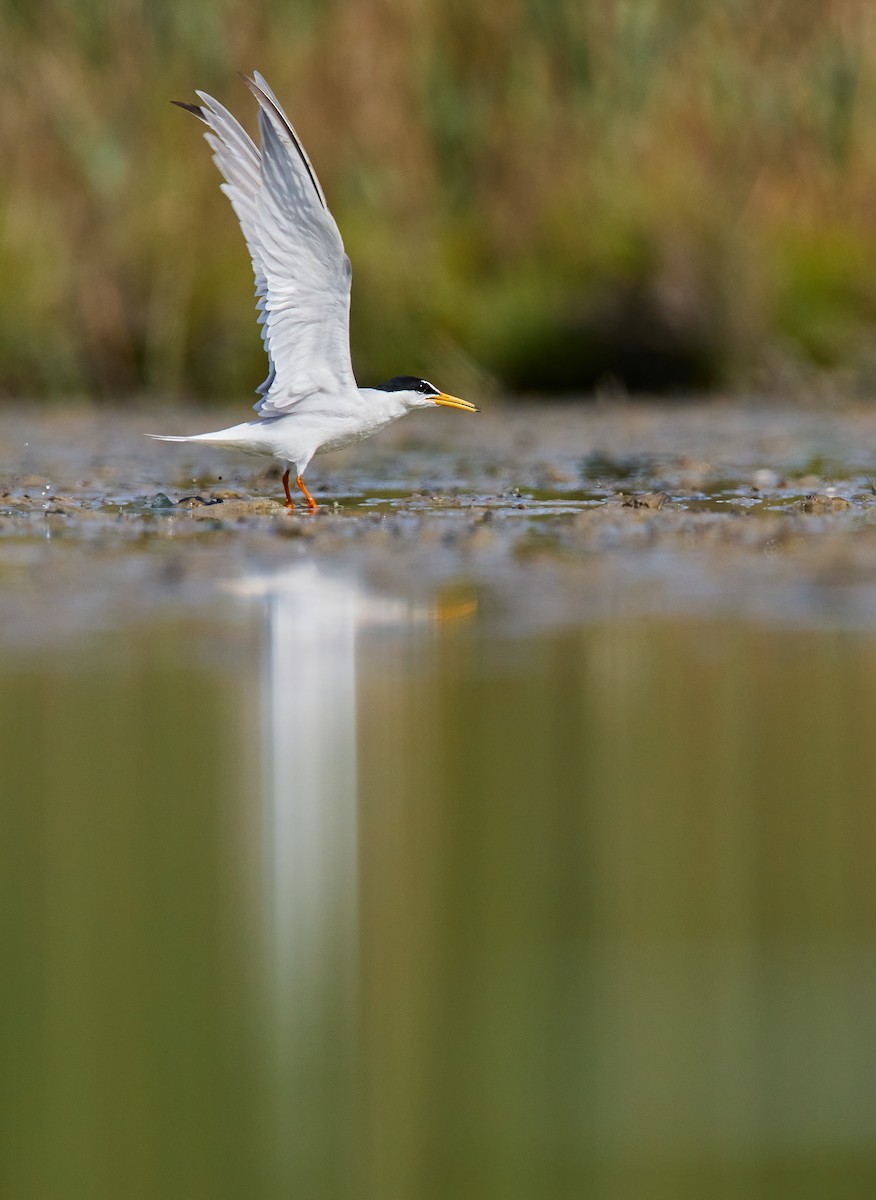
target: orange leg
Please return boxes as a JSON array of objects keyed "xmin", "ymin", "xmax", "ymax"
[{"xmin": 297, "ymin": 475, "xmax": 318, "ymax": 513}]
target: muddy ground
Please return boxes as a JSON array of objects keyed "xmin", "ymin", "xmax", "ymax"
[{"xmin": 4, "ymin": 398, "xmax": 876, "ymax": 646}]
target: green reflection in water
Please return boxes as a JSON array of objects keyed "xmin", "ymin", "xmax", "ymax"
[
  {"xmin": 3, "ymin": 593, "xmax": 876, "ymax": 1199},
  {"xmin": 357, "ymin": 617, "xmax": 876, "ymax": 1199},
  {"xmin": 0, "ymin": 620, "xmax": 265, "ymax": 1200}
]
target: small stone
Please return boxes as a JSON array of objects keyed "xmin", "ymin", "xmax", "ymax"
[
  {"xmin": 622, "ymin": 492, "xmax": 669, "ymax": 510},
  {"xmin": 798, "ymin": 493, "xmax": 852, "ymax": 513},
  {"xmin": 541, "ymin": 466, "xmax": 575, "ymax": 485},
  {"xmin": 752, "ymin": 468, "xmax": 780, "ymax": 489},
  {"xmin": 176, "ymin": 494, "xmax": 223, "ymax": 508}
]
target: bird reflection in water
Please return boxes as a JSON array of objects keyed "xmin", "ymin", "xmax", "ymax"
[{"xmin": 231, "ymin": 562, "xmax": 474, "ymax": 1180}]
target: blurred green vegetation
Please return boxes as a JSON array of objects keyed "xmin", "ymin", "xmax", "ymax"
[{"xmin": 3, "ymin": 0, "xmax": 876, "ymax": 400}]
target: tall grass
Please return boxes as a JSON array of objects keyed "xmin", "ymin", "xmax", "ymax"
[{"xmin": 2, "ymin": 0, "xmax": 876, "ymax": 400}]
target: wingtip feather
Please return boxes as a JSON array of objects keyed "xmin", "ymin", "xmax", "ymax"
[
  {"xmin": 239, "ymin": 70, "xmax": 328, "ymax": 210},
  {"xmin": 171, "ymin": 99, "xmax": 207, "ymax": 122}
]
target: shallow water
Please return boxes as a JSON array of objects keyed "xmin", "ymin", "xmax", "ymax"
[{"xmin": 4, "ymin": 400, "xmax": 876, "ymax": 1198}]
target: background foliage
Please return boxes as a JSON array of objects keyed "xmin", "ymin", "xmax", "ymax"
[{"xmin": 2, "ymin": 0, "xmax": 876, "ymax": 401}]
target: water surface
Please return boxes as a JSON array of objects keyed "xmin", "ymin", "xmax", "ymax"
[{"xmin": 3, "ymin": 401, "xmax": 876, "ymax": 1198}]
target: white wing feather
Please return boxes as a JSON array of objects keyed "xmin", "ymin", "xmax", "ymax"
[
  {"xmin": 182, "ymin": 74, "xmax": 355, "ymax": 413},
  {"xmin": 190, "ymin": 91, "xmax": 276, "ymax": 397}
]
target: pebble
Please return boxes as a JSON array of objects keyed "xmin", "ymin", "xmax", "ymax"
[
  {"xmin": 621, "ymin": 492, "xmax": 669, "ymax": 510},
  {"xmin": 798, "ymin": 494, "xmax": 852, "ymax": 514},
  {"xmin": 752, "ymin": 468, "xmax": 780, "ymax": 489}
]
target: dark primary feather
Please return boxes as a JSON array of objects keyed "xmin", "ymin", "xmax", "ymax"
[{"xmin": 171, "ymin": 99, "xmax": 206, "ymax": 121}]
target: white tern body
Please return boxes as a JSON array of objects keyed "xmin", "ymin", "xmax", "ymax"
[{"xmin": 151, "ymin": 74, "xmax": 477, "ymax": 509}]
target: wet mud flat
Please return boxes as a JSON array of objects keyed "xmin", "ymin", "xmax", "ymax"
[{"xmin": 4, "ymin": 398, "xmax": 876, "ymax": 646}]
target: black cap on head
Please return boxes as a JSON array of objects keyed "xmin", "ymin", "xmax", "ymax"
[{"xmin": 375, "ymin": 376, "xmax": 439, "ymax": 395}]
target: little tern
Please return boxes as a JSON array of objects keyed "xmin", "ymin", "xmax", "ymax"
[{"xmin": 151, "ymin": 73, "xmax": 479, "ymax": 512}]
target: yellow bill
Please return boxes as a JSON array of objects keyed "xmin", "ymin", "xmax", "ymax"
[{"xmin": 433, "ymin": 392, "xmax": 480, "ymax": 413}]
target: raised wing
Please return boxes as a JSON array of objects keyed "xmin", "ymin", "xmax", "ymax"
[{"xmin": 175, "ymin": 73, "xmax": 355, "ymax": 413}]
